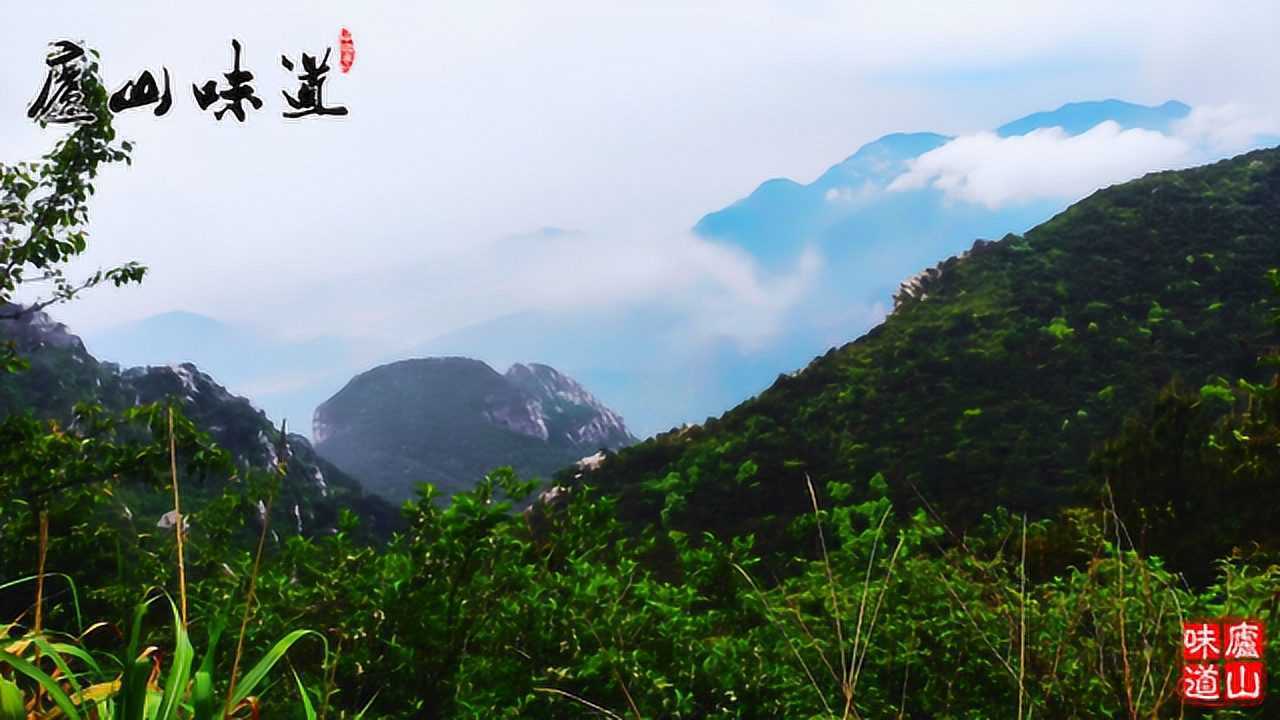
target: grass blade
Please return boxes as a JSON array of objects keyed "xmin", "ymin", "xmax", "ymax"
[
  {"xmin": 0, "ymin": 677, "xmax": 24, "ymax": 720},
  {"xmin": 119, "ymin": 598, "xmax": 157, "ymax": 720},
  {"xmin": 120, "ymin": 656, "xmax": 152, "ymax": 720},
  {"xmin": 352, "ymin": 691, "xmax": 380, "ymax": 720},
  {"xmin": 154, "ymin": 598, "xmax": 194, "ymax": 720},
  {"xmin": 224, "ymin": 629, "xmax": 324, "ymax": 714},
  {"xmin": 123, "ymin": 598, "xmax": 154, "ymax": 670},
  {"xmin": 293, "ymin": 668, "xmax": 317, "ymax": 720},
  {"xmin": 30, "ymin": 634, "xmax": 84, "ymax": 695},
  {"xmin": 0, "ymin": 573, "xmax": 84, "ymax": 632},
  {"xmin": 48, "ymin": 641, "xmax": 104, "ymax": 678},
  {"xmin": 0, "ymin": 648, "xmax": 83, "ymax": 720},
  {"xmin": 197, "ymin": 618, "xmax": 225, "ymax": 677},
  {"xmin": 192, "ymin": 671, "xmax": 216, "ymax": 720}
]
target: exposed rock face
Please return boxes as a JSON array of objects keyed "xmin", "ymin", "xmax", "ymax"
[
  {"xmin": 313, "ymin": 357, "xmax": 635, "ymax": 502},
  {"xmin": 503, "ymin": 363, "xmax": 632, "ymax": 448},
  {"xmin": 0, "ymin": 305, "xmax": 398, "ymax": 537},
  {"xmin": 892, "ymin": 238, "xmax": 998, "ymax": 310},
  {"xmin": 0, "ymin": 305, "xmax": 86, "ymax": 352}
]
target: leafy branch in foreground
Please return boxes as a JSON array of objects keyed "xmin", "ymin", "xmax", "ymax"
[{"xmin": 0, "ymin": 41, "xmax": 145, "ymax": 323}]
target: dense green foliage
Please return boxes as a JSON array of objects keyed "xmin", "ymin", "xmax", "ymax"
[
  {"xmin": 13, "ymin": 459, "xmax": 1280, "ymax": 718},
  {"xmin": 0, "ymin": 49, "xmax": 335, "ymax": 719},
  {"xmin": 579, "ymin": 148, "xmax": 1280, "ymax": 564}
]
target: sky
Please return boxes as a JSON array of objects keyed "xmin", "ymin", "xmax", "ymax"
[{"xmin": 3, "ymin": 1, "xmax": 1279, "ymax": 416}]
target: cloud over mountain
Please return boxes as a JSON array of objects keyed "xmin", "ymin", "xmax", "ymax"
[
  {"xmin": 888, "ymin": 122, "xmax": 1188, "ymax": 208},
  {"xmin": 888, "ymin": 104, "xmax": 1279, "ymax": 209}
]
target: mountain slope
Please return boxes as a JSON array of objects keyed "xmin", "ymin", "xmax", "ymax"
[
  {"xmin": 0, "ymin": 306, "xmax": 399, "ymax": 537},
  {"xmin": 85, "ymin": 311, "xmax": 358, "ymax": 440},
  {"xmin": 314, "ymin": 357, "xmax": 635, "ymax": 502},
  {"xmin": 575, "ymin": 146, "xmax": 1280, "ymax": 549}
]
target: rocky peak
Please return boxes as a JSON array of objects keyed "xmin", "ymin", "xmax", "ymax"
[
  {"xmin": 506, "ymin": 362, "xmax": 590, "ymax": 405},
  {"xmin": 504, "ymin": 362, "xmax": 634, "ymax": 449},
  {"xmin": 313, "ymin": 357, "xmax": 636, "ymax": 501},
  {"xmin": 0, "ymin": 303, "xmax": 88, "ymax": 353}
]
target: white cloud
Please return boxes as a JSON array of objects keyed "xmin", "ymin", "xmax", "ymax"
[
  {"xmin": 263, "ymin": 223, "xmax": 823, "ymax": 354},
  {"xmin": 534, "ymin": 228, "xmax": 822, "ymax": 353},
  {"xmin": 1175, "ymin": 104, "xmax": 1280, "ymax": 156},
  {"xmin": 887, "ymin": 107, "xmax": 1279, "ymax": 209},
  {"xmin": 677, "ymin": 244, "xmax": 822, "ymax": 350},
  {"xmin": 824, "ymin": 181, "xmax": 880, "ymax": 206}
]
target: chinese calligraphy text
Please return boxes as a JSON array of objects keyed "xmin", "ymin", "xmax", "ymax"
[
  {"xmin": 27, "ymin": 32, "xmax": 355, "ymax": 126},
  {"xmin": 1181, "ymin": 618, "xmax": 1266, "ymax": 707}
]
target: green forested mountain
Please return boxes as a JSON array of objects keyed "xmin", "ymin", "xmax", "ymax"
[
  {"xmin": 0, "ymin": 305, "xmax": 400, "ymax": 538},
  {"xmin": 578, "ymin": 147, "xmax": 1280, "ymax": 554}
]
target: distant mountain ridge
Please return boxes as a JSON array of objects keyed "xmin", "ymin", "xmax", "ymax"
[
  {"xmin": 994, "ymin": 99, "xmax": 1190, "ymax": 137},
  {"xmin": 694, "ymin": 99, "xmax": 1193, "ymax": 266},
  {"xmin": 313, "ymin": 357, "xmax": 635, "ymax": 502},
  {"xmin": 693, "ymin": 131, "xmax": 954, "ymax": 263},
  {"xmin": 0, "ymin": 305, "xmax": 398, "ymax": 537},
  {"xmin": 84, "ymin": 311, "xmax": 359, "ymax": 440}
]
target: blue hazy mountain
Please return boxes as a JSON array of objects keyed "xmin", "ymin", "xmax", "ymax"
[
  {"xmin": 694, "ymin": 100, "xmax": 1192, "ymax": 269},
  {"xmin": 694, "ymin": 132, "xmax": 952, "ymax": 264},
  {"xmin": 995, "ymin": 99, "xmax": 1190, "ymax": 137}
]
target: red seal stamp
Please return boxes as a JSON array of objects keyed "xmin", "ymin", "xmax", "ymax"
[
  {"xmin": 339, "ymin": 28, "xmax": 355, "ymax": 73},
  {"xmin": 1181, "ymin": 618, "xmax": 1267, "ymax": 707}
]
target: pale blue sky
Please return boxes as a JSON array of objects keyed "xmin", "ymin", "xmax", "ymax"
[{"xmin": 2, "ymin": 0, "xmax": 1278, "ymax": 360}]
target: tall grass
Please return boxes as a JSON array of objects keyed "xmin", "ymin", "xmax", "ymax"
[
  {"xmin": 0, "ymin": 415, "xmax": 324, "ymax": 718},
  {"xmin": 226, "ymin": 420, "xmax": 287, "ymax": 714},
  {"xmin": 726, "ymin": 476, "xmax": 1199, "ymax": 719}
]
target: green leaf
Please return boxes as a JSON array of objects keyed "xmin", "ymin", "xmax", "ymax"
[
  {"xmin": 120, "ymin": 656, "xmax": 152, "ymax": 720},
  {"xmin": 119, "ymin": 597, "xmax": 157, "ymax": 720},
  {"xmin": 31, "ymin": 635, "xmax": 83, "ymax": 695},
  {"xmin": 224, "ymin": 629, "xmax": 325, "ymax": 715},
  {"xmin": 154, "ymin": 598, "xmax": 194, "ymax": 720},
  {"xmin": 0, "ymin": 677, "xmax": 24, "ymax": 720},
  {"xmin": 293, "ymin": 669, "xmax": 318, "ymax": 720},
  {"xmin": 0, "ymin": 649, "xmax": 82, "ymax": 720},
  {"xmin": 192, "ymin": 671, "xmax": 216, "ymax": 720}
]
